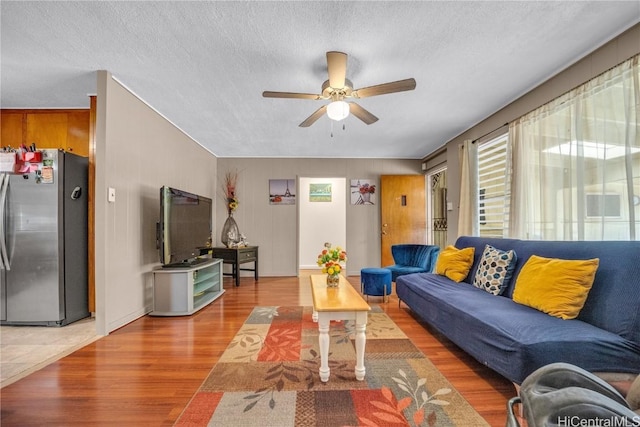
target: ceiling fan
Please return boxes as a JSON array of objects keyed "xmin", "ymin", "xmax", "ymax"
[{"xmin": 263, "ymin": 51, "xmax": 416, "ymax": 127}]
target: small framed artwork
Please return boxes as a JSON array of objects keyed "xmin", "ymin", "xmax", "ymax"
[
  {"xmin": 351, "ymin": 179, "xmax": 376, "ymax": 205},
  {"xmin": 309, "ymin": 183, "xmax": 332, "ymax": 202},
  {"xmin": 269, "ymin": 179, "xmax": 296, "ymax": 205}
]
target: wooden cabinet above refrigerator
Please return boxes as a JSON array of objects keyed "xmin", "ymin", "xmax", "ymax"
[{"xmin": 1, "ymin": 109, "xmax": 89, "ymax": 157}]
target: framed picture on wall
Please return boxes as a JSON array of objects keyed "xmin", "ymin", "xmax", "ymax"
[
  {"xmin": 350, "ymin": 179, "xmax": 376, "ymax": 205},
  {"xmin": 269, "ymin": 179, "xmax": 296, "ymax": 205},
  {"xmin": 309, "ymin": 183, "xmax": 332, "ymax": 202}
]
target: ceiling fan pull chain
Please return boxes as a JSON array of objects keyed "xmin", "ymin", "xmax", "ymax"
[{"xmin": 330, "ymin": 120, "xmax": 334, "ymax": 138}]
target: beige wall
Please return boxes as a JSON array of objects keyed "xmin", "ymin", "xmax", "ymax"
[
  {"xmin": 216, "ymin": 158, "xmax": 421, "ymax": 276},
  {"xmin": 436, "ymin": 23, "xmax": 640, "ymax": 244},
  {"xmin": 94, "ymin": 71, "xmax": 218, "ymax": 335},
  {"xmin": 93, "ymin": 77, "xmax": 418, "ymax": 334},
  {"xmin": 92, "ymin": 23, "xmax": 639, "ymax": 334}
]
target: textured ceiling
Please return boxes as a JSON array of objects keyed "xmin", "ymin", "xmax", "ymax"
[{"xmin": 1, "ymin": 1, "xmax": 638, "ymax": 159}]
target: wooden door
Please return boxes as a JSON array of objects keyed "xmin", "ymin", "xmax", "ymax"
[{"xmin": 380, "ymin": 175, "xmax": 426, "ymax": 266}]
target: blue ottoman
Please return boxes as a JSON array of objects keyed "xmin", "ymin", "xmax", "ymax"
[{"xmin": 360, "ymin": 268, "xmax": 392, "ymax": 302}]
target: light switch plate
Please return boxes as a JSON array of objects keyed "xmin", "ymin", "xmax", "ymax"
[{"xmin": 108, "ymin": 187, "xmax": 116, "ymax": 203}]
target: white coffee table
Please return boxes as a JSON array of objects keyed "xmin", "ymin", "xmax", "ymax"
[{"xmin": 310, "ymin": 274, "xmax": 371, "ymax": 382}]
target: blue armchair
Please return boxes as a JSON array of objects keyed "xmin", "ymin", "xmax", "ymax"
[{"xmin": 384, "ymin": 244, "xmax": 440, "ymax": 282}]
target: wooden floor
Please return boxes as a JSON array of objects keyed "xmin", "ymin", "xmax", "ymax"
[{"xmin": 0, "ymin": 274, "xmax": 515, "ymax": 426}]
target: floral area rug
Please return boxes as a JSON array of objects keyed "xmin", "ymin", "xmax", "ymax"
[{"xmin": 175, "ymin": 306, "xmax": 489, "ymax": 426}]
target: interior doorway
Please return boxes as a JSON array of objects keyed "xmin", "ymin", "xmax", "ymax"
[
  {"xmin": 427, "ymin": 167, "xmax": 448, "ymax": 249},
  {"xmin": 297, "ymin": 177, "xmax": 347, "ymax": 272}
]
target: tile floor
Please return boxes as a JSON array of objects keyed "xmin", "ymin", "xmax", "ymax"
[{"xmin": 0, "ymin": 317, "xmax": 100, "ymax": 388}]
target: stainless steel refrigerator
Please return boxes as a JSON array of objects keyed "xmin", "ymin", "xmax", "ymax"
[{"xmin": 0, "ymin": 149, "xmax": 89, "ymax": 326}]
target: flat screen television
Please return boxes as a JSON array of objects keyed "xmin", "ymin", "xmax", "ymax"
[{"xmin": 157, "ymin": 186, "xmax": 213, "ymax": 267}]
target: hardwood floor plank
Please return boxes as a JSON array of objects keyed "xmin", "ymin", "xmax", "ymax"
[{"xmin": 0, "ymin": 275, "xmax": 513, "ymax": 426}]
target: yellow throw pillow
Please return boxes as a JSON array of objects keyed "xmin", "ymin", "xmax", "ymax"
[
  {"xmin": 513, "ymin": 255, "xmax": 599, "ymax": 320},
  {"xmin": 435, "ymin": 245, "xmax": 475, "ymax": 282}
]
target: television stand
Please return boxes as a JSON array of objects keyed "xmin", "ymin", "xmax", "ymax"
[
  {"xmin": 150, "ymin": 258, "xmax": 224, "ymax": 316},
  {"xmin": 162, "ymin": 257, "xmax": 211, "ymax": 269}
]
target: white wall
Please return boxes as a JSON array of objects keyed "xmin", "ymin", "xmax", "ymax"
[
  {"xmin": 95, "ymin": 71, "xmax": 217, "ymax": 335},
  {"xmin": 298, "ymin": 177, "xmax": 347, "ymax": 270}
]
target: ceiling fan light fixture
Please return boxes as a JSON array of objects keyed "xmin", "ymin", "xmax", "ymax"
[
  {"xmin": 326, "ymin": 100, "xmax": 350, "ymax": 121},
  {"xmin": 263, "ymin": 51, "xmax": 415, "ymax": 127}
]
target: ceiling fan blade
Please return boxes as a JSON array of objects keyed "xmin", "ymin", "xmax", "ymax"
[
  {"xmin": 263, "ymin": 91, "xmax": 321, "ymax": 100},
  {"xmin": 299, "ymin": 105, "xmax": 328, "ymax": 127},
  {"xmin": 352, "ymin": 78, "xmax": 416, "ymax": 98},
  {"xmin": 349, "ymin": 102, "xmax": 378, "ymax": 125},
  {"xmin": 327, "ymin": 51, "xmax": 347, "ymax": 89}
]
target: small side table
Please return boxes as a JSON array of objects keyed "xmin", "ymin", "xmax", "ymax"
[{"xmin": 210, "ymin": 246, "xmax": 258, "ymax": 287}]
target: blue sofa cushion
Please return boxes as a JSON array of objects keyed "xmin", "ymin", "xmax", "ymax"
[
  {"xmin": 396, "ymin": 272, "xmax": 640, "ymax": 384},
  {"xmin": 455, "ymin": 237, "xmax": 640, "ymax": 345},
  {"xmin": 472, "ymin": 244, "xmax": 517, "ymax": 295},
  {"xmin": 387, "ymin": 265, "xmax": 429, "ymax": 277}
]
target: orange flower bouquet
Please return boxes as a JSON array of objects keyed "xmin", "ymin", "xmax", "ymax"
[{"xmin": 317, "ymin": 242, "xmax": 347, "ymax": 287}]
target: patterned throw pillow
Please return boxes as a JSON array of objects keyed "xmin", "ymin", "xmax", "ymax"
[{"xmin": 473, "ymin": 244, "xmax": 517, "ymax": 295}]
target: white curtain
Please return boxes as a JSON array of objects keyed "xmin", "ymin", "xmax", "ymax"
[
  {"xmin": 509, "ymin": 55, "xmax": 640, "ymax": 240},
  {"xmin": 458, "ymin": 139, "xmax": 478, "ymax": 236}
]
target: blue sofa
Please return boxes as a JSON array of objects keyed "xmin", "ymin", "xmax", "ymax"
[
  {"xmin": 396, "ymin": 236, "xmax": 640, "ymax": 385},
  {"xmin": 384, "ymin": 244, "xmax": 440, "ymax": 282}
]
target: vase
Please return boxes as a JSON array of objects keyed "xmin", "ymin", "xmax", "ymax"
[
  {"xmin": 221, "ymin": 213, "xmax": 240, "ymax": 247},
  {"xmin": 361, "ymin": 192, "xmax": 371, "ymax": 204},
  {"xmin": 326, "ymin": 274, "xmax": 340, "ymax": 288}
]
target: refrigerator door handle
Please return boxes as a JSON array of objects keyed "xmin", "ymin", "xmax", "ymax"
[{"xmin": 0, "ymin": 173, "xmax": 10, "ymax": 270}]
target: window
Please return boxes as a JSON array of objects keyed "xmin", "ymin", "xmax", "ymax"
[
  {"xmin": 477, "ymin": 133, "xmax": 510, "ymax": 238},
  {"xmin": 509, "ymin": 55, "xmax": 639, "ymax": 240},
  {"xmin": 462, "ymin": 56, "xmax": 639, "ymax": 241}
]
